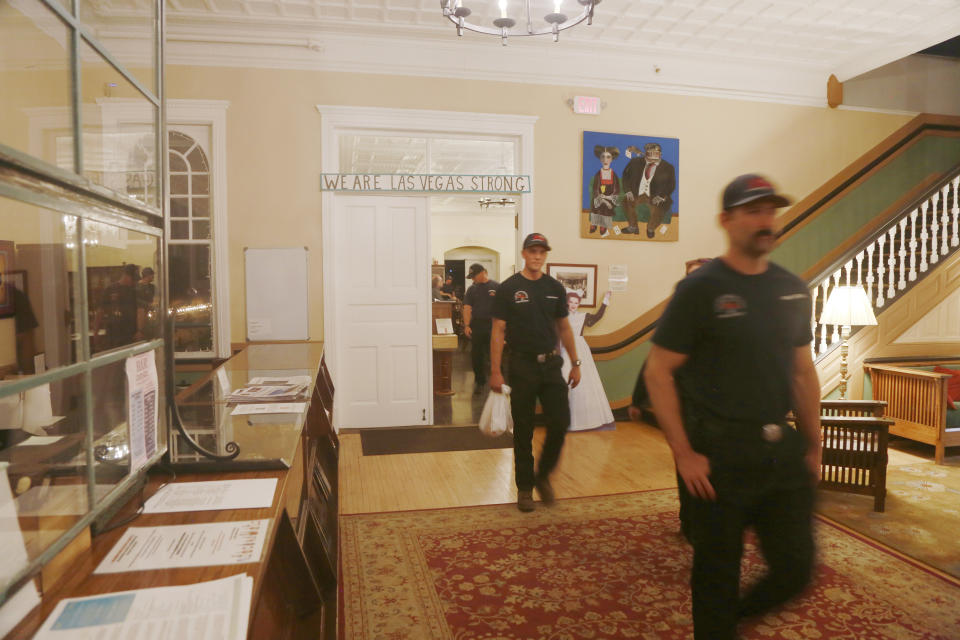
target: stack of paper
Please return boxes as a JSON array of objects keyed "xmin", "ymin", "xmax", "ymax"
[{"xmin": 226, "ymin": 375, "xmax": 310, "ymax": 403}]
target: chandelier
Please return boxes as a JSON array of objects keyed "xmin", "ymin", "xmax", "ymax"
[{"xmin": 441, "ymin": 0, "xmax": 600, "ymax": 45}]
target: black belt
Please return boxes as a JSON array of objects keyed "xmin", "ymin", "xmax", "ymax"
[
  {"xmin": 691, "ymin": 413, "xmax": 792, "ymax": 444},
  {"xmin": 513, "ymin": 349, "xmax": 558, "ymax": 363}
]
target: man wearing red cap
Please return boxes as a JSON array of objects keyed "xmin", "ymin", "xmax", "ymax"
[
  {"xmin": 645, "ymin": 174, "xmax": 822, "ymax": 639},
  {"xmin": 490, "ymin": 233, "xmax": 581, "ymax": 512}
]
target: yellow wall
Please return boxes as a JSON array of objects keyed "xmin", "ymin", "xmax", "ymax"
[
  {"xmin": 162, "ymin": 66, "xmax": 912, "ymax": 341},
  {"xmin": 431, "ymin": 212, "xmax": 516, "ymax": 282}
]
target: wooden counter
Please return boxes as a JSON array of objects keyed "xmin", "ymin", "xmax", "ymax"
[{"xmin": 5, "ymin": 342, "xmax": 338, "ymax": 640}]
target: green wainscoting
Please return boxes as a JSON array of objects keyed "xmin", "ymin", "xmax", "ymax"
[
  {"xmin": 771, "ymin": 136, "xmax": 960, "ymax": 276},
  {"xmin": 596, "ymin": 340, "xmax": 652, "ymax": 404}
]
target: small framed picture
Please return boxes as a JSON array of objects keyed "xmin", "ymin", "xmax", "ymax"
[{"xmin": 547, "ymin": 263, "xmax": 598, "ymax": 308}]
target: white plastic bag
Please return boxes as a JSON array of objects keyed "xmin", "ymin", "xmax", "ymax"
[{"xmin": 479, "ymin": 384, "xmax": 513, "ymax": 437}]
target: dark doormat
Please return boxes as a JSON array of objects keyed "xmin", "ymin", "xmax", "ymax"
[{"xmin": 360, "ymin": 425, "xmax": 513, "ymax": 456}]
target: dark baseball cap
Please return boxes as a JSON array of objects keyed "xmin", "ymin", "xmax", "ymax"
[
  {"xmin": 522, "ymin": 232, "xmax": 551, "ymax": 251},
  {"xmin": 722, "ymin": 174, "xmax": 792, "ymax": 210},
  {"xmin": 467, "ymin": 263, "xmax": 486, "ymax": 279}
]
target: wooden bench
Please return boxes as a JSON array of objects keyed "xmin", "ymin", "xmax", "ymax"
[
  {"xmin": 815, "ymin": 400, "xmax": 892, "ymax": 513},
  {"xmin": 864, "ymin": 363, "xmax": 960, "ymax": 464}
]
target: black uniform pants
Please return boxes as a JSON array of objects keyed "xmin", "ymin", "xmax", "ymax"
[
  {"xmin": 470, "ymin": 321, "xmax": 492, "ymax": 385},
  {"xmin": 508, "ymin": 353, "xmax": 570, "ymax": 491},
  {"xmin": 685, "ymin": 423, "xmax": 815, "ymax": 640}
]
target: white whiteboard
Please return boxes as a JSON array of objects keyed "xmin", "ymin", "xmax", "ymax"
[{"xmin": 244, "ymin": 247, "xmax": 309, "ymax": 341}]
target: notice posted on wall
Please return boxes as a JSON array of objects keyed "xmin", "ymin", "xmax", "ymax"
[{"xmin": 126, "ymin": 350, "xmax": 159, "ymax": 473}]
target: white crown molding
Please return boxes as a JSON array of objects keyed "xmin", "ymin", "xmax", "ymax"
[{"xmin": 89, "ymin": 25, "xmax": 836, "ymax": 107}]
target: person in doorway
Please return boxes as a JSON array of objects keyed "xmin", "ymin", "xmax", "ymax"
[
  {"xmin": 463, "ymin": 263, "xmax": 499, "ymax": 395},
  {"xmin": 442, "ymin": 276, "xmax": 458, "ymax": 299},
  {"xmin": 490, "ymin": 233, "xmax": 581, "ymax": 512},
  {"xmin": 644, "ymin": 174, "xmax": 821, "ymax": 640},
  {"xmin": 622, "ymin": 142, "xmax": 677, "ymax": 238},
  {"xmin": 560, "ymin": 290, "xmax": 615, "ymax": 431},
  {"xmin": 431, "ymin": 275, "xmax": 452, "ymax": 301}
]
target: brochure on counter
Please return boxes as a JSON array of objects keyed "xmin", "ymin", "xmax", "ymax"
[
  {"xmin": 143, "ymin": 479, "xmax": 278, "ymax": 514},
  {"xmin": 225, "ymin": 375, "xmax": 310, "ymax": 403},
  {"xmin": 95, "ymin": 519, "xmax": 270, "ymax": 574},
  {"xmin": 34, "ymin": 574, "xmax": 252, "ymax": 640}
]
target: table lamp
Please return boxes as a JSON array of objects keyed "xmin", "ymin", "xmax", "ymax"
[{"xmin": 819, "ymin": 285, "xmax": 878, "ymax": 400}]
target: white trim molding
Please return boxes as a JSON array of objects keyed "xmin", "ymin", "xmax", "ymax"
[
  {"xmin": 169, "ymin": 99, "xmax": 232, "ymax": 361},
  {"xmin": 26, "ymin": 99, "xmax": 233, "ymax": 360},
  {"xmin": 149, "ymin": 30, "xmax": 836, "ymax": 107},
  {"xmin": 316, "ymin": 105, "xmax": 537, "ymax": 417}
]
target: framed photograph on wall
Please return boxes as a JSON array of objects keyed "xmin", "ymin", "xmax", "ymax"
[
  {"xmin": 547, "ymin": 263, "xmax": 597, "ymax": 308},
  {"xmin": 580, "ymin": 130, "xmax": 680, "ymax": 243}
]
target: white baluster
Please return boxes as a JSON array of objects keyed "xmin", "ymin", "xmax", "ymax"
[
  {"xmin": 819, "ymin": 280, "xmax": 829, "ymax": 354},
  {"xmin": 876, "ymin": 234, "xmax": 886, "ymax": 307},
  {"xmin": 855, "ymin": 251, "xmax": 864, "ymax": 286},
  {"xmin": 810, "ymin": 285, "xmax": 819, "ymax": 357},
  {"xmin": 908, "ymin": 209, "xmax": 918, "ymax": 281},
  {"xmin": 941, "ymin": 185, "xmax": 950, "ymax": 255},
  {"xmin": 865, "ymin": 243, "xmax": 875, "ymax": 303},
  {"xmin": 886, "ymin": 227, "xmax": 896, "ymax": 299},
  {"xmin": 830, "ymin": 271, "xmax": 841, "ymax": 344},
  {"xmin": 844, "ymin": 260, "xmax": 852, "ymax": 286},
  {"xmin": 898, "ymin": 218, "xmax": 907, "ymax": 290},
  {"xmin": 930, "ymin": 192, "xmax": 940, "ymax": 264},
  {"xmin": 952, "ymin": 176, "xmax": 959, "ymax": 247},
  {"xmin": 920, "ymin": 201, "xmax": 929, "ymax": 272}
]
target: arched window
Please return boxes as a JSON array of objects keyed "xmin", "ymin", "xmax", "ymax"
[{"xmin": 168, "ymin": 130, "xmax": 214, "ymax": 356}]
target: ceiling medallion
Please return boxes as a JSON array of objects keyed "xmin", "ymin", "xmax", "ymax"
[{"xmin": 441, "ymin": 0, "xmax": 600, "ymax": 46}]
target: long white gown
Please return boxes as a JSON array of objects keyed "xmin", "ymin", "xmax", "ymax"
[{"xmin": 561, "ymin": 311, "xmax": 616, "ymax": 431}]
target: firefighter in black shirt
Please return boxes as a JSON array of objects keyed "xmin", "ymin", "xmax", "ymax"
[
  {"xmin": 490, "ymin": 233, "xmax": 581, "ymax": 512},
  {"xmin": 463, "ymin": 263, "xmax": 499, "ymax": 395},
  {"xmin": 645, "ymin": 175, "xmax": 822, "ymax": 640}
]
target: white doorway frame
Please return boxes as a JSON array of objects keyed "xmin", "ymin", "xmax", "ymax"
[{"xmin": 316, "ymin": 106, "xmax": 536, "ymax": 429}]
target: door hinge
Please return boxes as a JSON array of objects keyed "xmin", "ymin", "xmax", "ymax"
[{"xmin": 422, "ymin": 408, "xmax": 427, "ymax": 421}]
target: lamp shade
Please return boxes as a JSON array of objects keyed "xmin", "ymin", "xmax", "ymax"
[{"xmin": 820, "ymin": 285, "xmax": 878, "ymax": 327}]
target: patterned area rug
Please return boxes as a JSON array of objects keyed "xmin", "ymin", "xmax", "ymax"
[
  {"xmin": 817, "ymin": 456, "xmax": 960, "ymax": 578},
  {"xmin": 341, "ymin": 489, "xmax": 960, "ymax": 639}
]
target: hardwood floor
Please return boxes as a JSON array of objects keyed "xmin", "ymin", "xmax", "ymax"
[
  {"xmin": 339, "ymin": 420, "xmax": 678, "ymax": 515},
  {"xmin": 339, "ymin": 420, "xmax": 957, "ymax": 516}
]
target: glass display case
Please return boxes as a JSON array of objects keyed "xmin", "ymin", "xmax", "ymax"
[{"xmin": 0, "ymin": 0, "xmax": 167, "ymax": 611}]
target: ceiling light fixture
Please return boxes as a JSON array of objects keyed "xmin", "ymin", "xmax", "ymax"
[
  {"xmin": 441, "ymin": 0, "xmax": 600, "ymax": 46},
  {"xmin": 478, "ymin": 197, "xmax": 516, "ymax": 208}
]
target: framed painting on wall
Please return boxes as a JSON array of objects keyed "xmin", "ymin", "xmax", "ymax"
[
  {"xmin": 547, "ymin": 263, "xmax": 597, "ymax": 308},
  {"xmin": 580, "ymin": 130, "xmax": 680, "ymax": 242}
]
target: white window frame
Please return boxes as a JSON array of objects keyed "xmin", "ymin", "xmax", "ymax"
[
  {"xmin": 315, "ymin": 105, "xmax": 536, "ymax": 389},
  {"xmin": 28, "ymin": 99, "xmax": 232, "ymax": 359}
]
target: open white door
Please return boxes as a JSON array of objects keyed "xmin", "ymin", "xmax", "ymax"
[{"xmin": 332, "ymin": 196, "xmax": 431, "ymax": 428}]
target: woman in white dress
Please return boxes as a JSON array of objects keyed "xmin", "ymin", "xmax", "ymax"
[{"xmin": 560, "ymin": 290, "xmax": 615, "ymax": 431}]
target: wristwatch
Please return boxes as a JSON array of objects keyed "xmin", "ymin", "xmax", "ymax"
[{"xmin": 573, "ymin": 359, "xmax": 582, "ymax": 367}]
